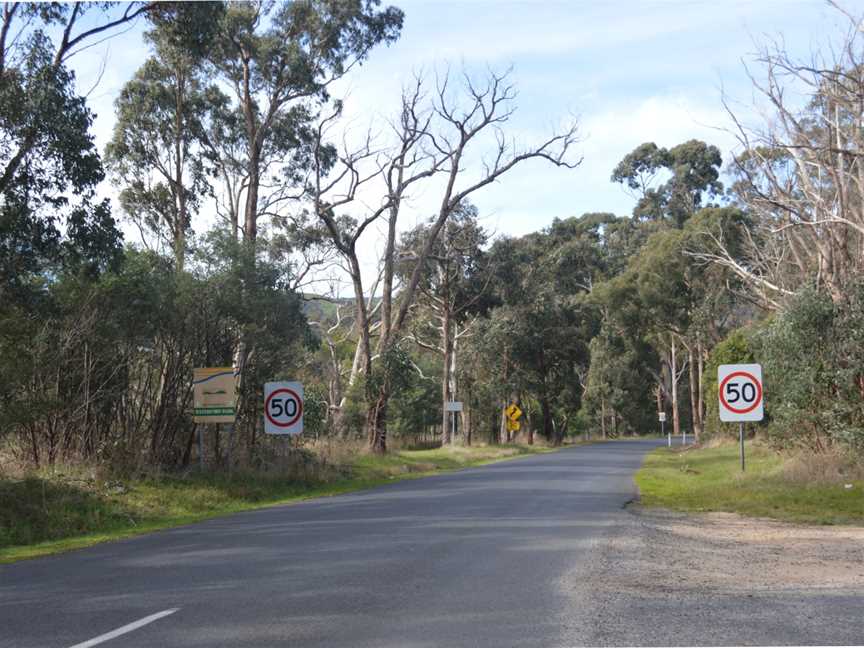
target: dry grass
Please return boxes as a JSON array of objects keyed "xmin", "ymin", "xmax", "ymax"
[
  {"xmin": 701, "ymin": 436, "xmax": 729, "ymax": 449},
  {"xmin": 690, "ymin": 438, "xmax": 864, "ymax": 485},
  {"xmin": 779, "ymin": 447, "xmax": 864, "ymax": 484},
  {"xmin": 308, "ymin": 438, "xmax": 368, "ymax": 469}
]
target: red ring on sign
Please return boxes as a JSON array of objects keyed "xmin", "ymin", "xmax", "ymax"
[
  {"xmin": 265, "ymin": 388, "xmax": 303, "ymax": 427},
  {"xmin": 719, "ymin": 371, "xmax": 762, "ymax": 414}
]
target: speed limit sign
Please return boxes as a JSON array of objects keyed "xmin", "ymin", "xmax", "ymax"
[
  {"xmin": 264, "ymin": 382, "xmax": 304, "ymax": 435},
  {"xmin": 718, "ymin": 364, "xmax": 764, "ymax": 422}
]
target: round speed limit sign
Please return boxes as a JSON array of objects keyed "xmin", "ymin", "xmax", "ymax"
[
  {"xmin": 264, "ymin": 381, "xmax": 304, "ymax": 435},
  {"xmin": 717, "ymin": 364, "xmax": 764, "ymax": 422}
]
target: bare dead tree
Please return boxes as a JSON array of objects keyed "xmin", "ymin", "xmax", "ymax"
[
  {"xmin": 310, "ymin": 66, "xmax": 580, "ymax": 452},
  {"xmin": 706, "ymin": 4, "xmax": 864, "ymax": 307}
]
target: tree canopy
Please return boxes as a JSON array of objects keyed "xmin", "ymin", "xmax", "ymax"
[{"xmin": 2, "ymin": 1, "xmax": 864, "ymax": 470}]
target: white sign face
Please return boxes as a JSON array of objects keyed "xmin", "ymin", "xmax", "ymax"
[
  {"xmin": 445, "ymin": 401, "xmax": 463, "ymax": 412},
  {"xmin": 264, "ymin": 382, "xmax": 304, "ymax": 435},
  {"xmin": 718, "ymin": 364, "xmax": 764, "ymax": 422},
  {"xmin": 658, "ymin": 412, "xmax": 667, "ymax": 423}
]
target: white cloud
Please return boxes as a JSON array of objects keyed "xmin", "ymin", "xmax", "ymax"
[
  {"xmin": 428, "ymin": 94, "xmax": 740, "ymax": 239},
  {"xmin": 387, "ymin": 0, "xmax": 789, "ymax": 66}
]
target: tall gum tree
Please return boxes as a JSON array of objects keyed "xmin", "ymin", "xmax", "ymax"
[
  {"xmin": 610, "ymin": 139, "xmax": 723, "ymax": 436},
  {"xmin": 203, "ymin": 0, "xmax": 402, "ymax": 400},
  {"xmin": 0, "ymin": 2, "xmax": 156, "ymax": 196},
  {"xmin": 483, "ymin": 217, "xmax": 605, "ymax": 444},
  {"xmin": 105, "ymin": 3, "xmax": 226, "ymax": 271},
  {"xmin": 210, "ymin": 0, "xmax": 403, "ymax": 246},
  {"xmin": 0, "ymin": 2, "xmax": 160, "ymax": 296},
  {"xmin": 611, "ymin": 140, "xmax": 723, "ymax": 227},
  {"xmin": 398, "ymin": 201, "xmax": 492, "ymax": 444}
]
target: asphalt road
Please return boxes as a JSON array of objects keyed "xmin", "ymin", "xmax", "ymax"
[{"xmin": 3, "ymin": 438, "xmax": 855, "ymax": 647}]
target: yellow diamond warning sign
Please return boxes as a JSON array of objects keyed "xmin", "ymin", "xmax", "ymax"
[{"xmin": 505, "ymin": 403, "xmax": 522, "ymax": 422}]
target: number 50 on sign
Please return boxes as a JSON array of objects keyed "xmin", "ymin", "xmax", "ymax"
[
  {"xmin": 718, "ymin": 364, "xmax": 764, "ymax": 422},
  {"xmin": 264, "ymin": 381, "xmax": 304, "ymax": 435}
]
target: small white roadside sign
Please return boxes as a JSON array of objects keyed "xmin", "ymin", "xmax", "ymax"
[
  {"xmin": 445, "ymin": 401, "xmax": 463, "ymax": 412},
  {"xmin": 718, "ymin": 364, "xmax": 764, "ymax": 423},
  {"xmin": 264, "ymin": 382, "xmax": 304, "ymax": 435}
]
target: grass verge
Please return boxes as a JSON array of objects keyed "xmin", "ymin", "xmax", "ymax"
[
  {"xmin": 635, "ymin": 441, "xmax": 864, "ymax": 525},
  {"xmin": 0, "ymin": 444, "xmax": 553, "ymax": 564}
]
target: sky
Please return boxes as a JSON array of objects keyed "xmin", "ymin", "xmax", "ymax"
[{"xmin": 66, "ymin": 0, "xmax": 850, "ymax": 291}]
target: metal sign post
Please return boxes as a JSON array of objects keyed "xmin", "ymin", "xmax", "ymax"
[
  {"xmin": 226, "ymin": 422, "xmax": 234, "ymax": 474},
  {"xmin": 659, "ymin": 412, "xmax": 668, "ymax": 447},
  {"xmin": 739, "ymin": 423, "xmax": 745, "ymax": 472}
]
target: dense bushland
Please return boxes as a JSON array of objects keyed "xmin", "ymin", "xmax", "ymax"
[{"xmin": 2, "ymin": 1, "xmax": 864, "ymax": 478}]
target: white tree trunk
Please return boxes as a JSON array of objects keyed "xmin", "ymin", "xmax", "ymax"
[{"xmin": 671, "ymin": 334, "xmax": 680, "ymax": 438}]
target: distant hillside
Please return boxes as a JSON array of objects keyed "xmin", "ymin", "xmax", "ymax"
[
  {"xmin": 301, "ymin": 296, "xmax": 353, "ymax": 324},
  {"xmin": 301, "ymin": 295, "xmax": 382, "ymax": 326}
]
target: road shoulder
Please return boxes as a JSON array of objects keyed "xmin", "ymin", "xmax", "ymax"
[{"xmin": 558, "ymin": 505, "xmax": 864, "ymax": 645}]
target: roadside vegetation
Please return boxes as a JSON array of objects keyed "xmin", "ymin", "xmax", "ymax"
[
  {"xmin": 3, "ymin": 0, "xmax": 864, "ymax": 561},
  {"xmin": 0, "ymin": 443, "xmax": 551, "ymax": 563},
  {"xmin": 636, "ymin": 442, "xmax": 864, "ymax": 525}
]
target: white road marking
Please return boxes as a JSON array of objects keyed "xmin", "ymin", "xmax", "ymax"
[{"xmin": 67, "ymin": 608, "xmax": 179, "ymax": 648}]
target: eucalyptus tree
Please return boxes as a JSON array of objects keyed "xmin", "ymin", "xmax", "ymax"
[
  {"xmin": 612, "ymin": 140, "xmax": 723, "ymax": 227},
  {"xmin": 0, "ymin": 2, "xmax": 155, "ymax": 194},
  {"xmin": 0, "ymin": 2, "xmax": 165, "ymax": 451},
  {"xmin": 458, "ymin": 309, "xmax": 523, "ymax": 443},
  {"xmin": 627, "ymin": 231, "xmax": 692, "ymax": 437},
  {"xmin": 398, "ymin": 201, "xmax": 492, "ymax": 444},
  {"xmin": 0, "ymin": 3, "xmax": 161, "ymax": 295},
  {"xmin": 480, "ymin": 213, "xmax": 662, "ymax": 443},
  {"xmin": 105, "ymin": 3, "xmax": 226, "ymax": 271},
  {"xmin": 209, "ymin": 0, "xmax": 404, "ymax": 246},
  {"xmin": 582, "ymin": 322, "xmax": 656, "ymax": 438},
  {"xmin": 607, "ymin": 209, "xmax": 740, "ymax": 441},
  {"xmin": 0, "ymin": 3, "xmax": 164, "ymax": 455},
  {"xmin": 474, "ymin": 215, "xmax": 609, "ymax": 445}
]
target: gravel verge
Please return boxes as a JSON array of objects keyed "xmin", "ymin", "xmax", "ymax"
[{"xmin": 558, "ymin": 507, "xmax": 864, "ymax": 646}]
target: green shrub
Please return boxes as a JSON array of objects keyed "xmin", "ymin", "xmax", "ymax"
[
  {"xmin": 702, "ymin": 329, "xmax": 756, "ymax": 439},
  {"xmin": 752, "ymin": 287, "xmax": 864, "ymax": 452}
]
